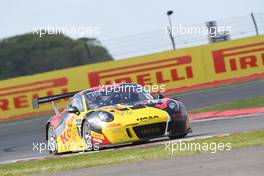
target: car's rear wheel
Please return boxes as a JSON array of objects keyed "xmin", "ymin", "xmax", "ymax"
[
  {"xmin": 169, "ymin": 133, "xmax": 187, "ymax": 140},
  {"xmin": 47, "ymin": 125, "xmax": 58, "ymax": 154},
  {"xmin": 82, "ymin": 121, "xmax": 94, "ymax": 151}
]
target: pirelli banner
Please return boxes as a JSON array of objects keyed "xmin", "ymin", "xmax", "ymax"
[{"xmin": 0, "ymin": 35, "xmax": 264, "ymax": 120}]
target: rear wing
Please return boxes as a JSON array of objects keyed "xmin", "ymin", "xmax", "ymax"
[{"xmin": 32, "ymin": 91, "xmax": 79, "ymax": 114}]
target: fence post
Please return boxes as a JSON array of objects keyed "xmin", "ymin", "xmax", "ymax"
[{"xmin": 251, "ymin": 12, "xmax": 259, "ymax": 36}]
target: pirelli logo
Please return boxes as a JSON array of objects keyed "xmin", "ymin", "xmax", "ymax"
[
  {"xmin": 212, "ymin": 42, "xmax": 264, "ymax": 74},
  {"xmin": 88, "ymin": 55, "xmax": 194, "ymax": 87},
  {"xmin": 0, "ymin": 77, "xmax": 68, "ymax": 111}
]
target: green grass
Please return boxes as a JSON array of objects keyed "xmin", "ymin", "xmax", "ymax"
[
  {"xmin": 1, "ymin": 130, "xmax": 264, "ymax": 176},
  {"xmin": 191, "ymin": 96, "xmax": 264, "ymax": 113}
]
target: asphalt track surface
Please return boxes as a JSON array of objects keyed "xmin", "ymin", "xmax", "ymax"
[
  {"xmin": 175, "ymin": 79, "xmax": 264, "ymax": 110},
  {"xmin": 0, "ymin": 79, "xmax": 264, "ymax": 163}
]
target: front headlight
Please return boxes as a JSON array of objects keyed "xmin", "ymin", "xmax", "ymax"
[
  {"xmin": 98, "ymin": 111, "xmax": 114, "ymax": 122},
  {"xmin": 167, "ymin": 100, "xmax": 179, "ymax": 111}
]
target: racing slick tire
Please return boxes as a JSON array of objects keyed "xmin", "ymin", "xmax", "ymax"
[
  {"xmin": 169, "ymin": 133, "xmax": 187, "ymax": 140},
  {"xmin": 82, "ymin": 120, "xmax": 94, "ymax": 151},
  {"xmin": 47, "ymin": 125, "xmax": 58, "ymax": 154}
]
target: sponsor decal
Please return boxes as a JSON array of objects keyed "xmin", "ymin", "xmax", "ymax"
[
  {"xmin": 88, "ymin": 55, "xmax": 193, "ymax": 87},
  {"xmin": 106, "ymin": 123, "xmax": 121, "ymax": 128},
  {"xmin": 60, "ymin": 118, "xmax": 73, "ymax": 144},
  {"xmin": 0, "ymin": 77, "xmax": 68, "ymax": 112},
  {"xmin": 91, "ymin": 131, "xmax": 105, "ymax": 140},
  {"xmin": 137, "ymin": 115, "xmax": 159, "ymax": 121},
  {"xmin": 92, "ymin": 138, "xmax": 103, "ymax": 143},
  {"xmin": 212, "ymin": 42, "xmax": 264, "ymax": 73}
]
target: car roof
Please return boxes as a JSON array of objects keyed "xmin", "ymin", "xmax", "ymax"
[{"xmin": 78, "ymin": 83, "xmax": 139, "ymax": 96}]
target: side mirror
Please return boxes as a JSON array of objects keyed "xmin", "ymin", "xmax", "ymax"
[
  {"xmin": 67, "ymin": 106, "xmax": 80, "ymax": 115},
  {"xmin": 152, "ymin": 93, "xmax": 164, "ymax": 99},
  {"xmin": 156, "ymin": 93, "xmax": 165, "ymax": 99}
]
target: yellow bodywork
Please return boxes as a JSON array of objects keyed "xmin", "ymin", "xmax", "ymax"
[
  {"xmin": 55, "ymin": 101, "xmax": 170, "ymax": 153},
  {"xmin": 102, "ymin": 106, "xmax": 169, "ymax": 144}
]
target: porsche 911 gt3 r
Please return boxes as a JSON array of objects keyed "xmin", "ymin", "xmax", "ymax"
[{"xmin": 32, "ymin": 83, "xmax": 192, "ymax": 154}]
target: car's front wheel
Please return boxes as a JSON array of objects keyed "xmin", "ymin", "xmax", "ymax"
[
  {"xmin": 169, "ymin": 133, "xmax": 187, "ymax": 140},
  {"xmin": 47, "ymin": 125, "xmax": 58, "ymax": 154},
  {"xmin": 82, "ymin": 120, "xmax": 94, "ymax": 151},
  {"xmin": 133, "ymin": 139, "xmax": 149, "ymax": 145}
]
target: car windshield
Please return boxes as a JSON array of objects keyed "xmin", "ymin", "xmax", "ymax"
[{"xmin": 85, "ymin": 85, "xmax": 153, "ymax": 109}]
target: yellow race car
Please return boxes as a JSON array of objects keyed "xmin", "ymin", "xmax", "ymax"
[{"xmin": 32, "ymin": 83, "xmax": 192, "ymax": 154}]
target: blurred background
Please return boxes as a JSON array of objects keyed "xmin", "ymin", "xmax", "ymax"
[{"xmin": 0, "ymin": 0, "xmax": 263, "ymax": 80}]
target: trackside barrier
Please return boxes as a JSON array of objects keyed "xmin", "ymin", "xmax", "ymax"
[{"xmin": 0, "ymin": 35, "xmax": 263, "ymax": 120}]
